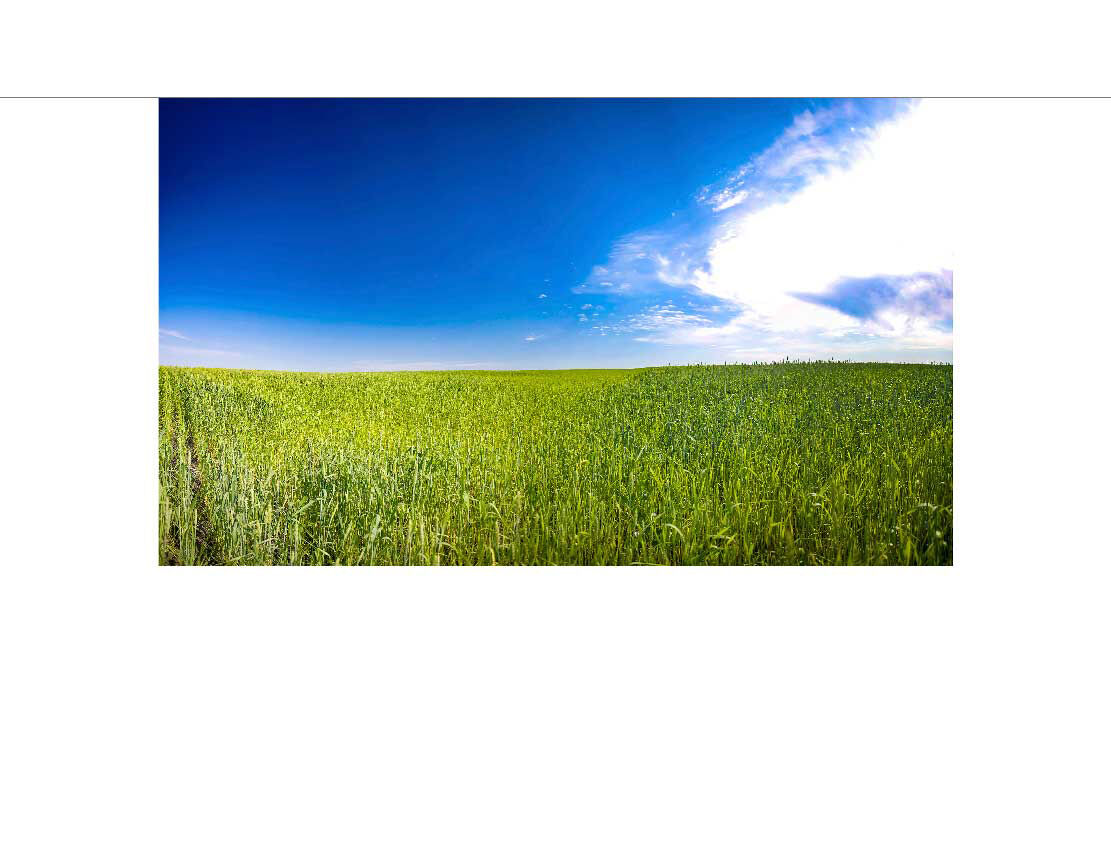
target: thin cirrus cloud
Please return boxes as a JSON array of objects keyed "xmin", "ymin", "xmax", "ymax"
[
  {"xmin": 159, "ymin": 328, "xmax": 242, "ymax": 362},
  {"xmin": 161, "ymin": 345, "xmax": 242, "ymax": 359},
  {"xmin": 591, "ymin": 303, "xmax": 712, "ymax": 336},
  {"xmin": 576, "ymin": 98, "xmax": 954, "ymax": 358}
]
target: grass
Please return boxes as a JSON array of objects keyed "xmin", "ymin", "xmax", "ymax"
[{"xmin": 158, "ymin": 362, "xmax": 953, "ymax": 565}]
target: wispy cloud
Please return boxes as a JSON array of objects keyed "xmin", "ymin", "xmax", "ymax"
[
  {"xmin": 793, "ymin": 270, "xmax": 953, "ymax": 331},
  {"xmin": 575, "ymin": 99, "xmax": 954, "ymax": 358},
  {"xmin": 572, "ymin": 225, "xmax": 716, "ymax": 296},
  {"xmin": 589, "ymin": 303, "xmax": 713, "ymax": 337},
  {"xmin": 161, "ymin": 344, "xmax": 241, "ymax": 359},
  {"xmin": 159, "ymin": 328, "xmax": 190, "ymax": 340}
]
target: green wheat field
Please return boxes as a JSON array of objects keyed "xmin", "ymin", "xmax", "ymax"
[{"xmin": 158, "ymin": 362, "xmax": 953, "ymax": 566}]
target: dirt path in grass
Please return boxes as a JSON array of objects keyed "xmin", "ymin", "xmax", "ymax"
[{"xmin": 186, "ymin": 432, "xmax": 215, "ymax": 563}]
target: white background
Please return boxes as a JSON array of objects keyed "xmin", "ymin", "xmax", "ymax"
[{"xmin": 2, "ymin": 7, "xmax": 1110, "ymax": 858}]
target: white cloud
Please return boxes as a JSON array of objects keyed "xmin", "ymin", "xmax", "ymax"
[
  {"xmin": 692, "ymin": 100, "xmax": 953, "ymax": 324},
  {"xmin": 710, "ymin": 189, "xmax": 749, "ymax": 211},
  {"xmin": 592, "ymin": 303, "xmax": 712, "ymax": 337},
  {"xmin": 159, "ymin": 328, "xmax": 190, "ymax": 340},
  {"xmin": 580, "ymin": 99, "xmax": 955, "ymax": 356}
]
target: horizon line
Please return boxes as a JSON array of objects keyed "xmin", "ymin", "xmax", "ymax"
[{"xmin": 159, "ymin": 359, "xmax": 954, "ymax": 374}]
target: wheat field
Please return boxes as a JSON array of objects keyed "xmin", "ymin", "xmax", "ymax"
[{"xmin": 158, "ymin": 362, "xmax": 953, "ymax": 565}]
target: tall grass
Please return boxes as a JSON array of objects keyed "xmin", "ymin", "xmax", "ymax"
[{"xmin": 158, "ymin": 362, "xmax": 953, "ymax": 565}]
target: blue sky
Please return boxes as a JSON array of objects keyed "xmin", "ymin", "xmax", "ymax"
[{"xmin": 160, "ymin": 98, "xmax": 952, "ymax": 370}]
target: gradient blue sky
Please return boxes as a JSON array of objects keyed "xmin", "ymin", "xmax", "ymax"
[{"xmin": 160, "ymin": 98, "xmax": 953, "ymax": 370}]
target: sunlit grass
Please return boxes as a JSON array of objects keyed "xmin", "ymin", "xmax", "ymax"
[{"xmin": 158, "ymin": 362, "xmax": 952, "ymax": 565}]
